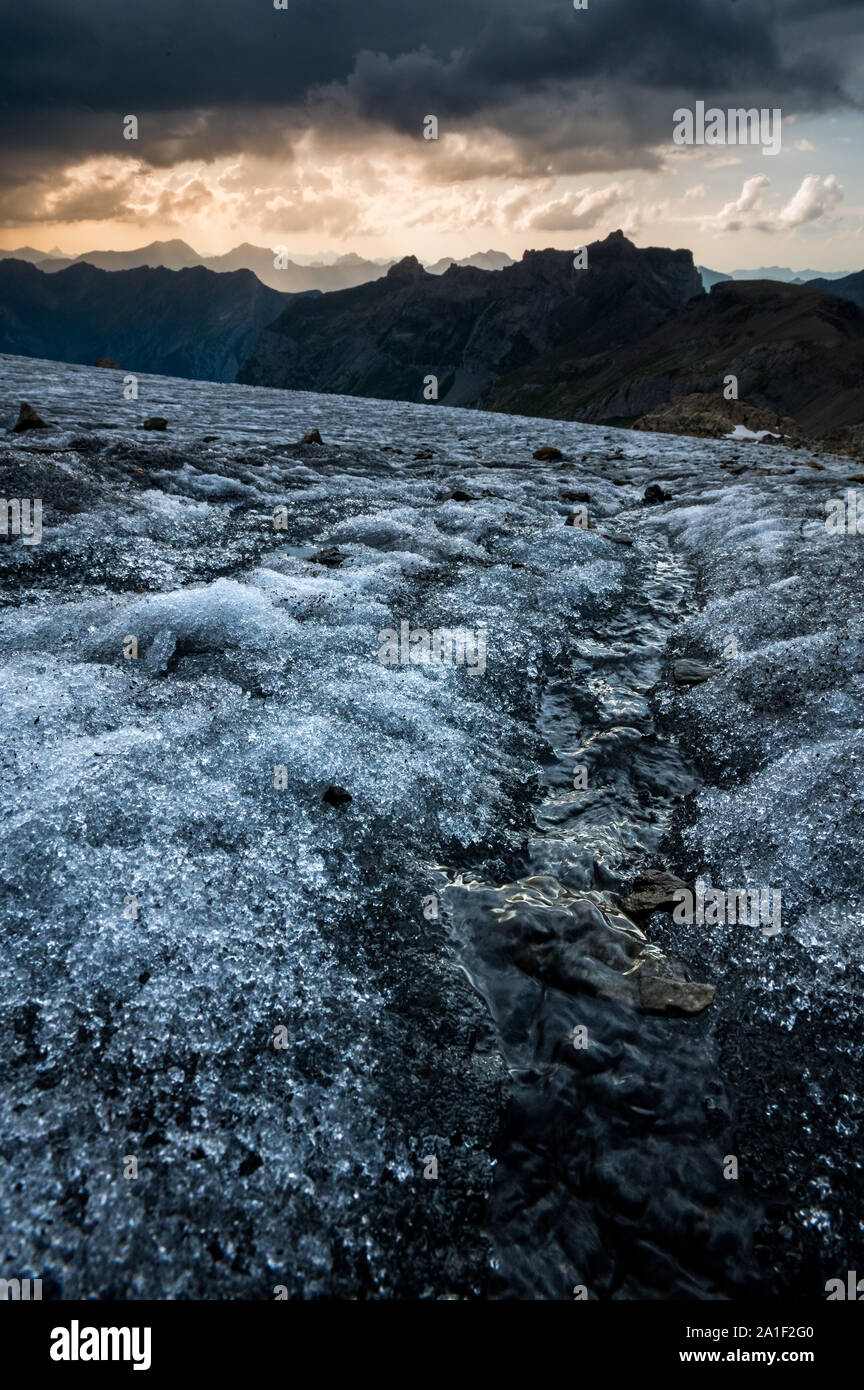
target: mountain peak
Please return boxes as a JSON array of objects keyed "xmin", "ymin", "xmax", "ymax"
[{"xmin": 386, "ymin": 255, "xmax": 427, "ymax": 281}]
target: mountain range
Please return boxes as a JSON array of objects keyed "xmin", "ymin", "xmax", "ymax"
[
  {"xmin": 4, "ymin": 234, "xmax": 864, "ymax": 435},
  {"xmin": 237, "ymin": 232, "xmax": 703, "ymax": 405},
  {"xmin": 0, "ymin": 240, "xmax": 515, "ymax": 293},
  {"xmin": 7, "ymin": 239, "xmax": 847, "ymax": 295},
  {"xmin": 0, "ymin": 258, "xmax": 298, "ymax": 381},
  {"xmin": 482, "ymin": 276, "xmax": 864, "ymax": 433}
]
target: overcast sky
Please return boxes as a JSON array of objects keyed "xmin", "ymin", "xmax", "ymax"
[{"xmin": 1, "ymin": 0, "xmax": 863, "ymax": 269}]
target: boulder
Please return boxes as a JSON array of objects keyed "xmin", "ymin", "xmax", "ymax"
[
  {"xmin": 307, "ymin": 546, "xmax": 349, "ymax": 568},
  {"xmin": 673, "ymin": 658, "xmax": 721, "ymax": 686},
  {"xmin": 142, "ymin": 417, "xmax": 167, "ymax": 431},
  {"xmin": 12, "ymin": 402, "xmax": 48, "ymax": 433},
  {"xmin": 533, "ymin": 445, "xmax": 563, "ymax": 461},
  {"xmin": 622, "ymin": 869, "xmax": 692, "ymax": 916},
  {"xmin": 638, "ymin": 973, "xmax": 715, "ymax": 1016}
]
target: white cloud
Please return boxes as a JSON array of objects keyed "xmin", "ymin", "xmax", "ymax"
[
  {"xmin": 704, "ymin": 174, "xmax": 843, "ymax": 233},
  {"xmin": 521, "ymin": 184, "xmax": 630, "ymax": 231},
  {"xmin": 776, "ymin": 174, "xmax": 843, "ymax": 228}
]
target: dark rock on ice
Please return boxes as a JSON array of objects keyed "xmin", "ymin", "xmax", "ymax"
[
  {"xmin": 12, "ymin": 401, "xmax": 48, "ymax": 432},
  {"xmin": 307, "ymin": 546, "xmax": 349, "ymax": 568},
  {"xmin": 142, "ymin": 416, "xmax": 168, "ymax": 431},
  {"xmin": 533, "ymin": 445, "xmax": 563, "ymax": 461},
  {"xmin": 643, "ymin": 483, "xmax": 670, "ymax": 504},
  {"xmin": 622, "ymin": 869, "xmax": 692, "ymax": 915},
  {"xmin": 672, "ymin": 658, "xmax": 721, "ymax": 685},
  {"xmin": 93, "ymin": 357, "xmax": 121, "ymax": 369},
  {"xmin": 322, "ymin": 785, "xmax": 352, "ymax": 807},
  {"xmin": 638, "ymin": 972, "xmax": 715, "ymax": 1016},
  {"xmin": 300, "ymin": 429, "xmax": 324, "ymax": 445}
]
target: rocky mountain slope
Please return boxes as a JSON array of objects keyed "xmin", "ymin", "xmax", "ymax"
[
  {"xmin": 237, "ymin": 231, "xmax": 704, "ymax": 406},
  {"xmin": 0, "ymin": 259, "xmax": 299, "ymax": 382},
  {"xmin": 485, "ymin": 278, "xmax": 864, "ymax": 433},
  {"xmin": 805, "ymin": 269, "xmax": 864, "ymax": 311}
]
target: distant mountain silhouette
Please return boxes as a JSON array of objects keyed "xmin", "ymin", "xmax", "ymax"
[
  {"xmin": 237, "ymin": 231, "xmax": 703, "ymax": 405},
  {"xmin": 730, "ymin": 265, "xmax": 851, "ymax": 283},
  {"xmin": 697, "ymin": 265, "xmax": 732, "ymax": 289},
  {"xmin": 0, "ymin": 258, "xmax": 301, "ymax": 381},
  {"xmin": 804, "ymin": 270, "xmax": 864, "ymax": 311},
  {"xmin": 1, "ymin": 246, "xmax": 57, "ymax": 265},
  {"xmin": 426, "ymin": 250, "xmax": 515, "ymax": 274},
  {"xmin": 24, "ymin": 239, "xmax": 396, "ymax": 293},
  {"xmin": 37, "ymin": 239, "xmax": 203, "ymax": 273}
]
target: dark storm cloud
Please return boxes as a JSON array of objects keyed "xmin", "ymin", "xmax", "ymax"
[{"xmin": 0, "ymin": 0, "xmax": 861, "ymax": 215}]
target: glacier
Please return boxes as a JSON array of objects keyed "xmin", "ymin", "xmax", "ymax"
[{"xmin": 0, "ymin": 353, "xmax": 861, "ymax": 1299}]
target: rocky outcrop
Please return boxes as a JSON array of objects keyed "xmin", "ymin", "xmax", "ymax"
[
  {"xmin": 237, "ymin": 232, "xmax": 704, "ymax": 407},
  {"xmin": 485, "ymin": 279, "xmax": 864, "ymax": 434},
  {"xmin": 633, "ymin": 393, "xmax": 800, "ymax": 440}
]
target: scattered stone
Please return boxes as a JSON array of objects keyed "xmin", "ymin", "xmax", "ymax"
[
  {"xmin": 322, "ymin": 785, "xmax": 352, "ymax": 808},
  {"xmin": 307, "ymin": 546, "xmax": 349, "ymax": 568},
  {"xmin": 622, "ymin": 869, "xmax": 692, "ymax": 916},
  {"xmin": 533, "ymin": 445, "xmax": 563, "ymax": 461},
  {"xmin": 12, "ymin": 402, "xmax": 48, "ymax": 433},
  {"xmin": 847, "ymin": 474, "xmax": 864, "ymax": 484},
  {"xmin": 450, "ymin": 489, "xmax": 473, "ymax": 502},
  {"xmin": 673, "ymin": 658, "xmax": 720, "ymax": 686},
  {"xmin": 93, "ymin": 357, "xmax": 121, "ymax": 369},
  {"xmin": 202, "ymin": 435, "xmax": 219, "ymax": 442},
  {"xmin": 300, "ymin": 429, "xmax": 324, "ymax": 445},
  {"xmin": 561, "ymin": 490, "xmax": 591, "ymax": 503},
  {"xmin": 643, "ymin": 483, "xmax": 670, "ymax": 504},
  {"xmin": 596, "ymin": 529, "xmax": 634, "ymax": 545},
  {"xmin": 637, "ymin": 973, "xmax": 715, "ymax": 1016},
  {"xmin": 142, "ymin": 417, "xmax": 167, "ymax": 431}
]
